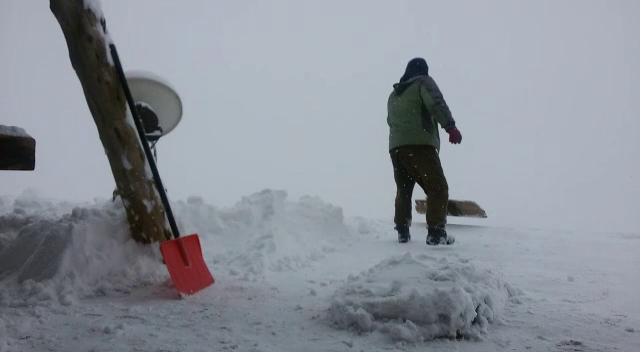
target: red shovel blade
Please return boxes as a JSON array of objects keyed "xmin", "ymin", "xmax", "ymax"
[{"xmin": 159, "ymin": 234, "xmax": 214, "ymax": 296}]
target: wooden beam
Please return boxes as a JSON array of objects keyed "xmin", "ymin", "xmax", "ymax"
[
  {"xmin": 0, "ymin": 126, "xmax": 35, "ymax": 171},
  {"xmin": 415, "ymin": 199, "xmax": 488, "ymax": 218}
]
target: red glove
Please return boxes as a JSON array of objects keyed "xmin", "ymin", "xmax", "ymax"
[{"xmin": 446, "ymin": 126, "xmax": 462, "ymax": 144}]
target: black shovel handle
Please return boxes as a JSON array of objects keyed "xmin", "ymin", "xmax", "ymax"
[{"xmin": 109, "ymin": 43, "xmax": 181, "ymax": 240}]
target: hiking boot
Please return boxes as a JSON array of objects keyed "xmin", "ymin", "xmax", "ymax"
[
  {"xmin": 426, "ymin": 227, "xmax": 455, "ymax": 245},
  {"xmin": 395, "ymin": 225, "xmax": 411, "ymax": 243}
]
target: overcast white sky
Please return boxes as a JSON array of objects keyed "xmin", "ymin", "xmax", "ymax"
[{"xmin": 1, "ymin": 0, "xmax": 638, "ymax": 233}]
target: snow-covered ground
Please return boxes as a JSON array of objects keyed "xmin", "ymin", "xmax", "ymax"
[{"xmin": 0, "ymin": 189, "xmax": 638, "ymax": 352}]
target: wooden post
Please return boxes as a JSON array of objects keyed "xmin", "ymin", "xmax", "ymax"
[{"xmin": 50, "ymin": 0, "xmax": 170, "ymax": 243}]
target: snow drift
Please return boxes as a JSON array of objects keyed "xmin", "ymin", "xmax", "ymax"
[
  {"xmin": 0, "ymin": 193, "xmax": 166, "ymax": 307},
  {"xmin": 172, "ymin": 189, "xmax": 353, "ymax": 281},
  {"xmin": 0, "ymin": 189, "xmax": 355, "ymax": 306},
  {"xmin": 329, "ymin": 252, "xmax": 520, "ymax": 342}
]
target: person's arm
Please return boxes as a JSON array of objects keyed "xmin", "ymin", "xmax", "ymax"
[
  {"xmin": 419, "ymin": 76, "xmax": 461, "ymax": 144},
  {"xmin": 418, "ymin": 76, "xmax": 455, "ymax": 130}
]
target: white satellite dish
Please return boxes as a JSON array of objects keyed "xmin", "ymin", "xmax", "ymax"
[{"xmin": 125, "ymin": 70, "xmax": 183, "ymax": 141}]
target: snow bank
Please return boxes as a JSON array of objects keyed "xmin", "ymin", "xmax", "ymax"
[
  {"xmin": 329, "ymin": 253, "xmax": 520, "ymax": 342},
  {"xmin": 0, "ymin": 189, "xmax": 355, "ymax": 306},
  {"xmin": 173, "ymin": 189, "xmax": 353, "ymax": 281},
  {"xmin": 0, "ymin": 194, "xmax": 166, "ymax": 307},
  {"xmin": 0, "ymin": 189, "xmax": 79, "ymax": 219}
]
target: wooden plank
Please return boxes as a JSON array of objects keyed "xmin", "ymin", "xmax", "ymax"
[
  {"xmin": 0, "ymin": 126, "xmax": 35, "ymax": 171},
  {"xmin": 415, "ymin": 199, "xmax": 488, "ymax": 218},
  {"xmin": 447, "ymin": 200, "xmax": 488, "ymax": 218}
]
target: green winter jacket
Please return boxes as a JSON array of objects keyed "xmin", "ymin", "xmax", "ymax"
[{"xmin": 387, "ymin": 75, "xmax": 456, "ymax": 151}]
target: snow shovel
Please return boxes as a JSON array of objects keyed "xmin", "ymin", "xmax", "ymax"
[
  {"xmin": 415, "ymin": 199, "xmax": 487, "ymax": 218},
  {"xmin": 109, "ymin": 44, "xmax": 215, "ymax": 296}
]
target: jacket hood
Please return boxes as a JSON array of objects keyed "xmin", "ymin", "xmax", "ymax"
[
  {"xmin": 392, "ymin": 57, "xmax": 430, "ymax": 94},
  {"xmin": 400, "ymin": 58, "xmax": 429, "ymax": 82}
]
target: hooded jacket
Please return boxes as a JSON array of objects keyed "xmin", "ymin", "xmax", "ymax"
[{"xmin": 387, "ymin": 58, "xmax": 456, "ymax": 151}]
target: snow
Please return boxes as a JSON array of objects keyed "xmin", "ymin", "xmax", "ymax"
[
  {"xmin": 329, "ymin": 253, "xmax": 519, "ymax": 342},
  {"xmin": 121, "ymin": 154, "xmax": 132, "ymax": 170},
  {"xmin": 142, "ymin": 199, "xmax": 153, "ymax": 213},
  {"xmin": 83, "ymin": 0, "xmax": 114, "ymax": 66},
  {"xmin": 0, "ymin": 318, "xmax": 6, "ymax": 352},
  {"xmin": 83, "ymin": 0, "xmax": 104, "ymax": 20},
  {"xmin": 0, "ymin": 189, "xmax": 639, "ymax": 351},
  {"xmin": 135, "ymin": 101, "xmax": 155, "ymax": 115},
  {"xmin": 124, "ymin": 105, "xmax": 155, "ymax": 182},
  {"xmin": 177, "ymin": 190, "xmax": 350, "ymax": 281},
  {"xmin": 0, "ymin": 193, "xmax": 165, "ymax": 306},
  {"xmin": 0, "ymin": 125, "xmax": 29, "ymax": 138}
]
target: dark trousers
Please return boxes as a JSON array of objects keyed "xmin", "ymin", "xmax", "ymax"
[{"xmin": 390, "ymin": 145, "xmax": 449, "ymax": 229}]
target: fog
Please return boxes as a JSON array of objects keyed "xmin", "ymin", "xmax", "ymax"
[{"xmin": 1, "ymin": 0, "xmax": 638, "ymax": 233}]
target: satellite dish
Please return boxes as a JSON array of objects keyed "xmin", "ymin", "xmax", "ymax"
[{"xmin": 125, "ymin": 70, "xmax": 183, "ymax": 141}]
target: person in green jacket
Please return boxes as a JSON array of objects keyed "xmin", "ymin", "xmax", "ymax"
[{"xmin": 387, "ymin": 57, "xmax": 462, "ymax": 245}]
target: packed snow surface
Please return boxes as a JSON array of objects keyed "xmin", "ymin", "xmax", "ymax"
[{"xmin": 0, "ymin": 189, "xmax": 638, "ymax": 351}]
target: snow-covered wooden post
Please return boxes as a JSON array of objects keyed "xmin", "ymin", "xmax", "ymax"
[{"xmin": 50, "ymin": 0, "xmax": 170, "ymax": 243}]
